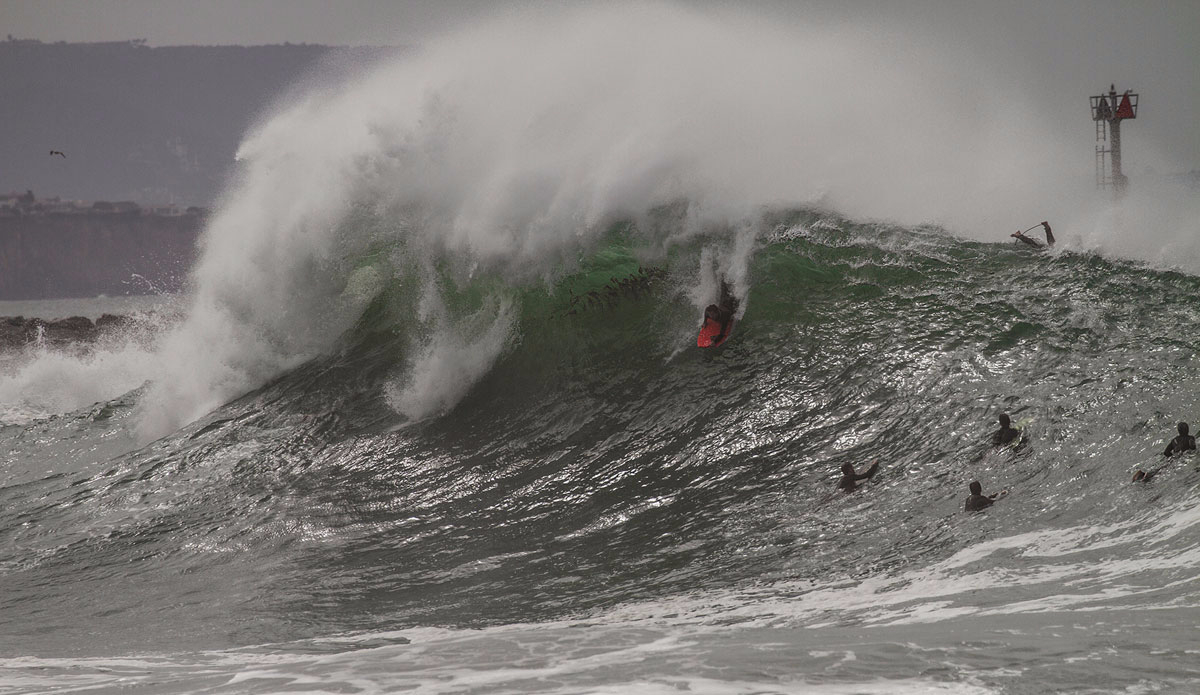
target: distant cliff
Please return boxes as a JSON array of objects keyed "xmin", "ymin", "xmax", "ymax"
[
  {"xmin": 0, "ymin": 213, "xmax": 203, "ymax": 299},
  {"xmin": 0, "ymin": 39, "xmax": 395, "ymax": 206}
]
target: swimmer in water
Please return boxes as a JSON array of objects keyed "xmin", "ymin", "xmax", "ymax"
[
  {"xmin": 838, "ymin": 459, "xmax": 880, "ymax": 492},
  {"xmin": 964, "ymin": 480, "xmax": 1006, "ymax": 511},
  {"xmin": 992, "ymin": 413, "xmax": 1022, "ymax": 447}
]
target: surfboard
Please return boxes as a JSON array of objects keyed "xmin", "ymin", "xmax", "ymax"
[
  {"xmin": 698, "ymin": 317, "xmax": 735, "ymax": 348},
  {"xmin": 1008, "ymin": 417, "xmax": 1033, "ymax": 450}
]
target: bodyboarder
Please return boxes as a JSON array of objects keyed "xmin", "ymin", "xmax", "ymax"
[{"xmin": 699, "ymin": 279, "xmax": 738, "ymax": 348}]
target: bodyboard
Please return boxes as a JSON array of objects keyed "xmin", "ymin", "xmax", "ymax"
[{"xmin": 698, "ymin": 317, "xmax": 735, "ymax": 348}]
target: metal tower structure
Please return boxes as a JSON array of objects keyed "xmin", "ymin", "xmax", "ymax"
[{"xmin": 1090, "ymin": 84, "xmax": 1138, "ymax": 195}]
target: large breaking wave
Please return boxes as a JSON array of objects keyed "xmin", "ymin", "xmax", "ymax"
[
  {"xmin": 2, "ymin": 3, "xmax": 1198, "ymax": 439},
  {"xmin": 129, "ymin": 3, "xmax": 1096, "ymax": 439}
]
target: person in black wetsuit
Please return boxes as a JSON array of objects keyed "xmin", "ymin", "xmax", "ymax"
[
  {"xmin": 703, "ymin": 303, "xmax": 730, "ymax": 328},
  {"xmin": 992, "ymin": 413, "xmax": 1021, "ymax": 446},
  {"xmin": 1011, "ymin": 221, "xmax": 1055, "ymax": 249},
  {"xmin": 965, "ymin": 480, "xmax": 1006, "ymax": 511},
  {"xmin": 838, "ymin": 460, "xmax": 879, "ymax": 492},
  {"xmin": 1132, "ymin": 422, "xmax": 1195, "ymax": 482},
  {"xmin": 1163, "ymin": 422, "xmax": 1196, "ymax": 456},
  {"xmin": 702, "ymin": 279, "xmax": 738, "ymax": 345}
]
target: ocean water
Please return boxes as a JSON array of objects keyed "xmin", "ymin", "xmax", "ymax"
[{"xmin": 3, "ymin": 5, "xmax": 1200, "ymax": 694}]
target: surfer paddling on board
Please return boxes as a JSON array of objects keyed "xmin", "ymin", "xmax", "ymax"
[
  {"xmin": 838, "ymin": 460, "xmax": 879, "ymax": 492},
  {"xmin": 964, "ymin": 480, "xmax": 1006, "ymax": 511},
  {"xmin": 1161, "ymin": 421, "xmax": 1196, "ymax": 456},
  {"xmin": 1011, "ymin": 221, "xmax": 1055, "ymax": 249},
  {"xmin": 1133, "ymin": 422, "xmax": 1196, "ymax": 482},
  {"xmin": 698, "ymin": 279, "xmax": 738, "ymax": 348}
]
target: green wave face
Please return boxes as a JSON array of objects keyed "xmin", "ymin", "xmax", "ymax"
[{"xmin": 339, "ymin": 206, "xmax": 1199, "ymax": 426}]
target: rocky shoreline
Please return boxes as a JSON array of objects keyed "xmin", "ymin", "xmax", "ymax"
[{"xmin": 0, "ymin": 314, "xmax": 134, "ymax": 351}]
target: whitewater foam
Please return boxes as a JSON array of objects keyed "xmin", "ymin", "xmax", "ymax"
[
  {"xmin": 386, "ymin": 295, "xmax": 516, "ymax": 420},
  {"xmin": 0, "ymin": 314, "xmax": 165, "ymax": 427}
]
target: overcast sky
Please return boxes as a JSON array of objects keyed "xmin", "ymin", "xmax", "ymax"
[{"xmin": 3, "ymin": 0, "xmax": 1197, "ymax": 169}]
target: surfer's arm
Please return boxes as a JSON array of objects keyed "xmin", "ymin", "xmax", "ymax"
[
  {"xmin": 857, "ymin": 460, "xmax": 879, "ymax": 480},
  {"xmin": 1042, "ymin": 222, "xmax": 1055, "ymax": 247},
  {"xmin": 1164, "ymin": 440, "xmax": 1177, "ymax": 456},
  {"xmin": 1134, "ymin": 465, "xmax": 1166, "ymax": 482}
]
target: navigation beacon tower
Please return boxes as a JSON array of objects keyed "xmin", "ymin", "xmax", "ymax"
[{"xmin": 1090, "ymin": 84, "xmax": 1138, "ymax": 196}]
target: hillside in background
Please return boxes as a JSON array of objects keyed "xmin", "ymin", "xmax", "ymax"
[{"xmin": 0, "ymin": 38, "xmax": 395, "ymax": 205}]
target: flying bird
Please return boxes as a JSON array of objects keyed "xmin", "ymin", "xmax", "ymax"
[{"xmin": 49, "ymin": 150, "xmax": 66, "ymax": 158}]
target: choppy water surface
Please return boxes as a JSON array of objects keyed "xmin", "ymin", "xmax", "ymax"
[{"xmin": 3, "ymin": 217, "xmax": 1199, "ymax": 693}]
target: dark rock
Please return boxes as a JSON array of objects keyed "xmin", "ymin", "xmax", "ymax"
[
  {"xmin": 54, "ymin": 316, "xmax": 95, "ymax": 331},
  {"xmin": 42, "ymin": 316, "xmax": 98, "ymax": 344},
  {"xmin": 95, "ymin": 313, "xmax": 130, "ymax": 329},
  {"xmin": 0, "ymin": 314, "xmax": 133, "ymax": 351}
]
